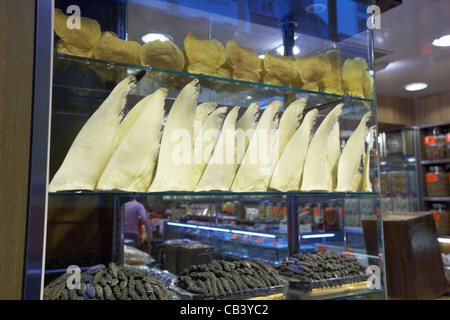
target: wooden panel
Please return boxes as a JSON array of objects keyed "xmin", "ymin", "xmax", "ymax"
[
  {"xmin": 415, "ymin": 91, "xmax": 450, "ymax": 126},
  {"xmin": 377, "ymin": 94, "xmax": 416, "ymax": 126},
  {"xmin": 363, "ymin": 212, "xmax": 448, "ymax": 299},
  {"xmin": 0, "ymin": 0, "xmax": 35, "ymax": 299}
]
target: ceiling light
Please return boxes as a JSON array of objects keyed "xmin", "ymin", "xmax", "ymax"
[
  {"xmin": 403, "ymin": 82, "xmax": 428, "ymax": 92},
  {"xmin": 142, "ymin": 33, "xmax": 172, "ymax": 43},
  {"xmin": 432, "ymin": 35, "xmax": 450, "ymax": 47},
  {"xmin": 305, "ymin": 4, "xmax": 327, "ymax": 13}
]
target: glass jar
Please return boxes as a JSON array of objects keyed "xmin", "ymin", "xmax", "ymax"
[
  {"xmin": 312, "ymin": 205, "xmax": 323, "ymax": 231},
  {"xmin": 432, "ymin": 203, "xmax": 450, "ymax": 235},
  {"xmin": 424, "ymin": 127, "xmax": 446, "ymax": 159},
  {"xmin": 324, "ymin": 207, "xmax": 338, "ymax": 230},
  {"xmin": 426, "ymin": 166, "xmax": 449, "ymax": 197},
  {"xmin": 258, "ymin": 201, "xmax": 267, "ymax": 219},
  {"xmin": 298, "ymin": 203, "xmax": 313, "ymax": 225}
]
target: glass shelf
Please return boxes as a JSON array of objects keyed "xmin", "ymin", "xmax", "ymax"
[
  {"xmin": 421, "ymin": 158, "xmax": 450, "ymax": 165},
  {"xmin": 48, "ymin": 190, "xmax": 380, "ymax": 198},
  {"xmin": 53, "ymin": 53, "xmax": 374, "ymax": 110}
]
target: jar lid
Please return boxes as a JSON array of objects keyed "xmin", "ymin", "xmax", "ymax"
[
  {"xmin": 432, "ymin": 127, "xmax": 441, "ymax": 135},
  {"xmin": 432, "ymin": 203, "xmax": 447, "ymax": 209}
]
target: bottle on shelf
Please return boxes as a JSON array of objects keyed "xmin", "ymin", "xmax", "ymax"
[
  {"xmin": 424, "ymin": 127, "xmax": 446, "ymax": 160},
  {"xmin": 432, "ymin": 203, "xmax": 450, "ymax": 236},
  {"xmin": 426, "ymin": 166, "xmax": 449, "ymax": 197}
]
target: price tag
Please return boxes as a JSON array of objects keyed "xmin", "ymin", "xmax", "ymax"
[
  {"xmin": 433, "ymin": 211, "xmax": 441, "ymax": 221},
  {"xmin": 446, "ymin": 133, "xmax": 450, "ymax": 143},
  {"xmin": 269, "ymin": 241, "xmax": 278, "ymax": 245},
  {"xmin": 424, "ymin": 135, "xmax": 436, "ymax": 145},
  {"xmin": 313, "ymin": 208, "xmax": 320, "ymax": 215},
  {"xmin": 317, "ymin": 245, "xmax": 326, "ymax": 252},
  {"xmin": 186, "ymin": 229, "xmax": 191, "ymax": 233},
  {"xmin": 426, "ymin": 173, "xmax": 438, "ymax": 183},
  {"xmin": 231, "ymin": 234, "xmax": 239, "ymax": 239},
  {"xmin": 243, "ymin": 236, "xmax": 251, "ymax": 241},
  {"xmin": 345, "ymin": 248, "xmax": 355, "ymax": 257},
  {"xmin": 273, "ymin": 207, "xmax": 279, "ymax": 213},
  {"xmin": 255, "ymin": 238, "xmax": 264, "ymax": 243},
  {"xmin": 283, "ymin": 207, "xmax": 287, "ymax": 214}
]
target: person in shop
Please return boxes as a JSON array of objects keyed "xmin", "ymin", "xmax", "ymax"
[{"xmin": 123, "ymin": 197, "xmax": 153, "ymax": 248}]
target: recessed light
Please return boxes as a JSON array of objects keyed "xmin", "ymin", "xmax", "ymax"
[
  {"xmin": 432, "ymin": 35, "xmax": 450, "ymax": 47},
  {"xmin": 403, "ymin": 82, "xmax": 428, "ymax": 92},
  {"xmin": 142, "ymin": 33, "xmax": 172, "ymax": 43},
  {"xmin": 305, "ymin": 4, "xmax": 327, "ymax": 13}
]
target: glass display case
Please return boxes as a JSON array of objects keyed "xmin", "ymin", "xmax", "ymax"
[{"xmin": 27, "ymin": 0, "xmax": 387, "ymax": 300}]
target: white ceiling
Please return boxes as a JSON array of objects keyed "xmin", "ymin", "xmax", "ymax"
[{"xmin": 374, "ymin": 0, "xmax": 450, "ymax": 99}]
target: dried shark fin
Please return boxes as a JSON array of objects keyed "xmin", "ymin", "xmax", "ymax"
[
  {"xmin": 359, "ymin": 125, "xmax": 377, "ymax": 192},
  {"xmin": 335, "ymin": 111, "xmax": 372, "ymax": 192},
  {"xmin": 192, "ymin": 106, "xmax": 228, "ymax": 188},
  {"xmin": 231, "ymin": 100, "xmax": 283, "ymax": 192},
  {"xmin": 269, "ymin": 108, "xmax": 318, "ymax": 192},
  {"xmin": 149, "ymin": 79, "xmax": 200, "ymax": 191},
  {"xmin": 48, "ymin": 74, "xmax": 140, "ymax": 192},
  {"xmin": 96, "ymin": 88, "xmax": 167, "ymax": 192},
  {"xmin": 195, "ymin": 107, "xmax": 240, "ymax": 191},
  {"xmin": 300, "ymin": 103, "xmax": 343, "ymax": 191}
]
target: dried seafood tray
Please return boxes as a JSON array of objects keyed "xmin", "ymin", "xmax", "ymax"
[
  {"xmin": 281, "ymin": 273, "xmax": 369, "ymax": 293},
  {"xmin": 172, "ymin": 259, "xmax": 287, "ymax": 300},
  {"xmin": 276, "ymin": 251, "xmax": 370, "ymax": 294},
  {"xmin": 171, "ymin": 280, "xmax": 287, "ymax": 300}
]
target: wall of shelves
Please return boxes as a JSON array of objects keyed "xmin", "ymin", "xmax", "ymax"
[{"xmin": 417, "ymin": 122, "xmax": 450, "ymax": 212}]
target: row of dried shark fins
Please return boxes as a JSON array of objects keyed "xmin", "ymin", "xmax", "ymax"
[{"xmin": 49, "ymin": 72, "xmax": 376, "ymax": 194}]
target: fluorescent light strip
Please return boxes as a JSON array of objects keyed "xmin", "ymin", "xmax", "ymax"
[
  {"xmin": 438, "ymin": 237, "xmax": 450, "ymax": 244},
  {"xmin": 301, "ymin": 233, "xmax": 335, "ymax": 239},
  {"xmin": 167, "ymin": 222, "xmax": 195, "ymax": 228},
  {"xmin": 232, "ymin": 230, "xmax": 277, "ymax": 238},
  {"xmin": 166, "ymin": 222, "xmax": 276, "ymax": 238},
  {"xmin": 198, "ymin": 226, "xmax": 231, "ymax": 233}
]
